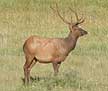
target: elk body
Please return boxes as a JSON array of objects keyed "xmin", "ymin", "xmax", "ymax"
[{"xmin": 23, "ymin": 4, "xmax": 88, "ymax": 84}]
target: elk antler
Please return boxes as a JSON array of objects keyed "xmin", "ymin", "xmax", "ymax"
[
  {"xmin": 50, "ymin": 3, "xmax": 70, "ymax": 24},
  {"xmin": 69, "ymin": 8, "xmax": 85, "ymax": 25}
]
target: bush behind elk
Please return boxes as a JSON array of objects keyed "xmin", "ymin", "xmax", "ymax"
[{"xmin": 23, "ymin": 4, "xmax": 88, "ymax": 84}]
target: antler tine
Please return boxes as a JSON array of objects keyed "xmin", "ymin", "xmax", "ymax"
[
  {"xmin": 50, "ymin": 3, "xmax": 70, "ymax": 24},
  {"xmin": 79, "ymin": 17, "xmax": 85, "ymax": 23},
  {"xmin": 76, "ymin": 16, "xmax": 85, "ymax": 25},
  {"xmin": 69, "ymin": 7, "xmax": 85, "ymax": 24},
  {"xmin": 71, "ymin": 16, "xmax": 73, "ymax": 23},
  {"xmin": 69, "ymin": 8, "xmax": 79, "ymax": 21},
  {"xmin": 50, "ymin": 4, "xmax": 57, "ymax": 13}
]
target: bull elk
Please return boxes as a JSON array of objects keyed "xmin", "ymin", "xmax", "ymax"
[{"xmin": 23, "ymin": 4, "xmax": 88, "ymax": 84}]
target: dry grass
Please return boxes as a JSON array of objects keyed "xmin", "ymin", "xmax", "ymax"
[{"xmin": 0, "ymin": 0, "xmax": 108, "ymax": 91}]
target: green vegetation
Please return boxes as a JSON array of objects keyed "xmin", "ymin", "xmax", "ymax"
[{"xmin": 0, "ymin": 0, "xmax": 108, "ymax": 91}]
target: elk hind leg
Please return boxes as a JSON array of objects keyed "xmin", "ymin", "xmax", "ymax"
[
  {"xmin": 23, "ymin": 55, "xmax": 35, "ymax": 84},
  {"xmin": 28, "ymin": 57, "xmax": 37, "ymax": 72}
]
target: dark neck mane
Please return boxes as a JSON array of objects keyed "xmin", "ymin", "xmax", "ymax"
[{"xmin": 64, "ymin": 31, "xmax": 79, "ymax": 52}]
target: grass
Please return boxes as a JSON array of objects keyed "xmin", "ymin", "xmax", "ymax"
[{"xmin": 0, "ymin": 0, "xmax": 108, "ymax": 91}]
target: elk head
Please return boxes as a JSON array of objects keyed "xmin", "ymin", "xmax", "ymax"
[{"xmin": 51, "ymin": 4, "xmax": 88, "ymax": 37}]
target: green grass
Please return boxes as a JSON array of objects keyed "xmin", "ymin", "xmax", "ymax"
[{"xmin": 0, "ymin": 0, "xmax": 108, "ymax": 91}]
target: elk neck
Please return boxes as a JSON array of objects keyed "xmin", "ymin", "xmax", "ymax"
[{"xmin": 64, "ymin": 31, "xmax": 79, "ymax": 51}]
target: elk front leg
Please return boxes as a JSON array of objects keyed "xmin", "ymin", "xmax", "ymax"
[{"xmin": 52, "ymin": 62, "xmax": 61, "ymax": 76}]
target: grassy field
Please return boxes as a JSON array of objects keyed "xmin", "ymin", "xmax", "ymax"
[{"xmin": 0, "ymin": 0, "xmax": 108, "ymax": 91}]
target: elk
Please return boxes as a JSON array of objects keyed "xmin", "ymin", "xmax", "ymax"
[{"xmin": 23, "ymin": 4, "xmax": 88, "ymax": 84}]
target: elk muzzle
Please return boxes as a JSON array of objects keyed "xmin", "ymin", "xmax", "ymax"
[{"xmin": 80, "ymin": 29, "xmax": 88, "ymax": 36}]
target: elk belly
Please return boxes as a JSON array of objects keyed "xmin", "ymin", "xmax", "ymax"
[
  {"xmin": 35, "ymin": 54, "xmax": 53, "ymax": 63},
  {"xmin": 51, "ymin": 55, "xmax": 67, "ymax": 62}
]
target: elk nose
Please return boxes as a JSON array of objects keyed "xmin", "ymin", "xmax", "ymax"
[
  {"xmin": 84, "ymin": 31, "xmax": 88, "ymax": 35},
  {"xmin": 81, "ymin": 30, "xmax": 88, "ymax": 36}
]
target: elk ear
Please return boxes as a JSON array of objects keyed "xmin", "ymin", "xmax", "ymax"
[
  {"xmin": 69, "ymin": 24, "xmax": 77, "ymax": 32},
  {"xmin": 72, "ymin": 24, "xmax": 77, "ymax": 29},
  {"xmin": 69, "ymin": 24, "xmax": 73, "ymax": 32}
]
